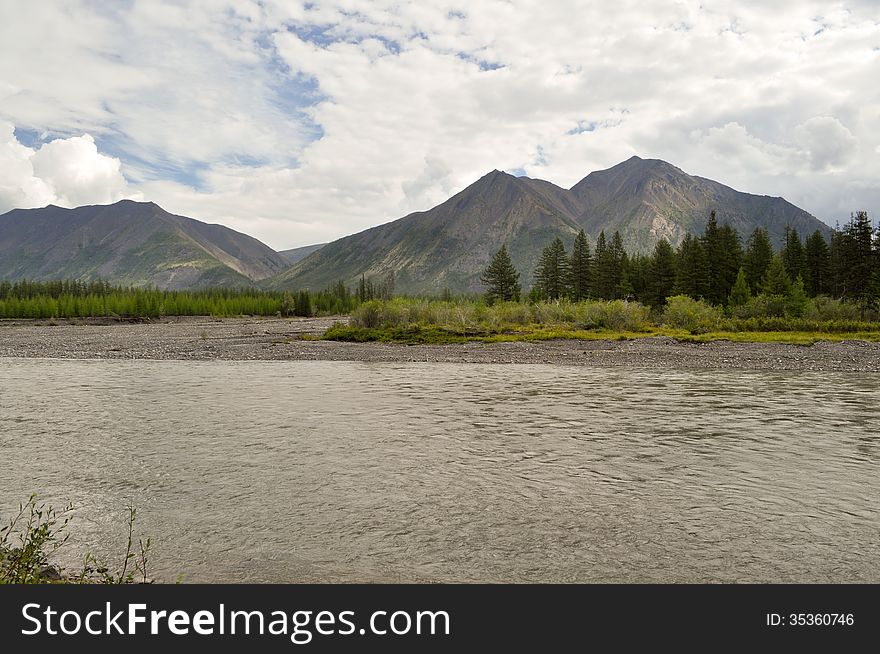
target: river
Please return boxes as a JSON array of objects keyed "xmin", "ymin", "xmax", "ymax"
[{"xmin": 1, "ymin": 359, "xmax": 877, "ymax": 582}]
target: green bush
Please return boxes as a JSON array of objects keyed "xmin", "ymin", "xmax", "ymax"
[
  {"xmin": 804, "ymin": 296, "xmax": 864, "ymax": 322},
  {"xmin": 350, "ymin": 300, "xmax": 384, "ymax": 328},
  {"xmin": 661, "ymin": 295, "xmax": 723, "ymax": 333},
  {"xmin": 1, "ymin": 495, "xmax": 153, "ymax": 584},
  {"xmin": 731, "ymin": 293, "xmax": 788, "ymax": 319},
  {"xmin": 347, "ymin": 298, "xmax": 650, "ymax": 333},
  {"xmin": 574, "ymin": 300, "xmax": 650, "ymax": 331}
]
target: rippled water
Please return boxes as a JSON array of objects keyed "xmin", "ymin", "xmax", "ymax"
[{"xmin": 1, "ymin": 359, "xmax": 878, "ymax": 583}]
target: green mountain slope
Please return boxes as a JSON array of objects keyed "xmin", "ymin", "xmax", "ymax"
[
  {"xmin": 569, "ymin": 156, "xmax": 830, "ymax": 251},
  {"xmin": 0, "ymin": 200, "xmax": 289, "ymax": 289},
  {"xmin": 267, "ymin": 170, "xmax": 583, "ymax": 294},
  {"xmin": 268, "ymin": 157, "xmax": 831, "ymax": 294}
]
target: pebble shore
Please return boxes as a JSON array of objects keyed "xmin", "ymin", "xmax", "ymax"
[{"xmin": 1, "ymin": 316, "xmax": 879, "ymax": 372}]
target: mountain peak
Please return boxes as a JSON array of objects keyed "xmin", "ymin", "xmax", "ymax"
[
  {"xmin": 0, "ymin": 201, "xmax": 289, "ymax": 289},
  {"xmin": 481, "ymin": 168, "xmax": 515, "ymax": 181}
]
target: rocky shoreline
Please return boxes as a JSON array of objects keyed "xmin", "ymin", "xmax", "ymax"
[{"xmin": 1, "ymin": 316, "xmax": 879, "ymax": 372}]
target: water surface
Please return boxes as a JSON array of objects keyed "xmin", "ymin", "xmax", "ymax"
[{"xmin": 1, "ymin": 359, "xmax": 877, "ymax": 582}]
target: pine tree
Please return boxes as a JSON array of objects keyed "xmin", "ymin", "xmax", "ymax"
[
  {"xmin": 481, "ymin": 244, "xmax": 521, "ymax": 303},
  {"xmin": 718, "ymin": 223, "xmax": 744, "ymax": 301},
  {"xmin": 804, "ymin": 230, "xmax": 830, "ymax": 297},
  {"xmin": 593, "ymin": 231, "xmax": 614, "ymax": 300},
  {"xmin": 785, "ymin": 276, "xmax": 809, "ymax": 317},
  {"xmin": 728, "ymin": 267, "xmax": 751, "ymax": 308},
  {"xmin": 762, "ymin": 254, "xmax": 791, "ymax": 296},
  {"xmin": 610, "ymin": 231, "xmax": 628, "ymax": 299},
  {"xmin": 828, "ymin": 230, "xmax": 847, "ymax": 297},
  {"xmin": 675, "ymin": 233, "xmax": 710, "ymax": 299},
  {"xmin": 626, "ymin": 253, "xmax": 650, "ymax": 303},
  {"xmin": 781, "ymin": 226, "xmax": 806, "ymax": 282},
  {"xmin": 838, "ymin": 211, "xmax": 876, "ymax": 314},
  {"xmin": 647, "ymin": 239, "xmax": 677, "ymax": 306},
  {"xmin": 379, "ymin": 271, "xmax": 395, "ymax": 300},
  {"xmin": 569, "ymin": 230, "xmax": 592, "ymax": 301},
  {"xmin": 534, "ymin": 237, "xmax": 570, "ymax": 300},
  {"xmin": 294, "ymin": 290, "xmax": 312, "ymax": 316},
  {"xmin": 701, "ymin": 210, "xmax": 726, "ymax": 305},
  {"xmin": 743, "ymin": 227, "xmax": 774, "ymax": 293}
]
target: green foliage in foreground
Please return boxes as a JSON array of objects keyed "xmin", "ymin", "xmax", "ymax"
[
  {"xmin": 324, "ymin": 297, "xmax": 880, "ymax": 344},
  {"xmin": 0, "ymin": 495, "xmax": 154, "ymax": 584},
  {"xmin": 0, "ymin": 279, "xmax": 358, "ymax": 319}
]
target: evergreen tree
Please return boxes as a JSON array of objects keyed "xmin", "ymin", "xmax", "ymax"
[
  {"xmin": 728, "ymin": 267, "xmax": 751, "ymax": 308},
  {"xmin": 534, "ymin": 237, "xmax": 571, "ymax": 300},
  {"xmin": 718, "ymin": 223, "xmax": 744, "ymax": 301},
  {"xmin": 294, "ymin": 290, "xmax": 312, "ymax": 317},
  {"xmin": 626, "ymin": 253, "xmax": 651, "ymax": 304},
  {"xmin": 785, "ymin": 276, "xmax": 809, "ymax": 317},
  {"xmin": 828, "ymin": 230, "xmax": 847, "ymax": 297},
  {"xmin": 762, "ymin": 254, "xmax": 791, "ymax": 296},
  {"xmin": 609, "ymin": 231, "xmax": 628, "ymax": 299},
  {"xmin": 379, "ymin": 271, "xmax": 395, "ymax": 300},
  {"xmin": 836, "ymin": 211, "xmax": 877, "ymax": 314},
  {"xmin": 593, "ymin": 231, "xmax": 615, "ymax": 300},
  {"xmin": 701, "ymin": 210, "xmax": 726, "ymax": 305},
  {"xmin": 675, "ymin": 233, "xmax": 710, "ymax": 299},
  {"xmin": 357, "ymin": 274, "xmax": 376, "ymax": 302},
  {"xmin": 647, "ymin": 238, "xmax": 677, "ymax": 306},
  {"xmin": 781, "ymin": 226, "xmax": 806, "ymax": 282},
  {"xmin": 481, "ymin": 244, "xmax": 521, "ymax": 303},
  {"xmin": 569, "ymin": 230, "xmax": 592, "ymax": 301},
  {"xmin": 743, "ymin": 227, "xmax": 774, "ymax": 293},
  {"xmin": 803, "ymin": 230, "xmax": 830, "ymax": 297}
]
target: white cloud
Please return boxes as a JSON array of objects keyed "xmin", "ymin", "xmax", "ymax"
[
  {"xmin": 0, "ymin": 122, "xmax": 139, "ymax": 213},
  {"xmin": 1, "ymin": 1, "xmax": 878, "ymax": 247},
  {"xmin": 793, "ymin": 117, "xmax": 859, "ymax": 171}
]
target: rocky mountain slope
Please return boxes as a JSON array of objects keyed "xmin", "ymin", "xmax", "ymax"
[
  {"xmin": 0, "ymin": 200, "xmax": 288, "ymax": 289},
  {"xmin": 269, "ymin": 157, "xmax": 831, "ymax": 294}
]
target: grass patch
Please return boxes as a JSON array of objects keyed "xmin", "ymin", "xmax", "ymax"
[
  {"xmin": 670, "ymin": 330, "xmax": 880, "ymax": 345},
  {"xmin": 323, "ymin": 297, "xmax": 880, "ymax": 346},
  {"xmin": 324, "ymin": 324, "xmax": 473, "ymax": 344}
]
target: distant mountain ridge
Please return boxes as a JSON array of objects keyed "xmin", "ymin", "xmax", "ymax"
[
  {"xmin": 278, "ymin": 243, "xmax": 326, "ymax": 265},
  {"xmin": 268, "ymin": 156, "xmax": 831, "ymax": 294},
  {"xmin": 0, "ymin": 200, "xmax": 288, "ymax": 289},
  {"xmin": 0, "ymin": 157, "xmax": 833, "ymax": 294}
]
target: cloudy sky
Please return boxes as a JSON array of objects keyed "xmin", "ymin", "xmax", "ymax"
[{"xmin": 1, "ymin": 1, "xmax": 878, "ymax": 249}]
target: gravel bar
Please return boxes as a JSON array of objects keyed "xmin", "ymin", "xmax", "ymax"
[{"xmin": 1, "ymin": 316, "xmax": 879, "ymax": 372}]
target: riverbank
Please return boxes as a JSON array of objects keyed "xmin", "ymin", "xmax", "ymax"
[{"xmin": 1, "ymin": 316, "xmax": 879, "ymax": 371}]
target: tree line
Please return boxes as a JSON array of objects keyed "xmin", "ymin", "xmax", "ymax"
[
  {"xmin": 0, "ymin": 280, "xmax": 359, "ymax": 319},
  {"xmin": 482, "ymin": 211, "xmax": 879, "ymax": 316}
]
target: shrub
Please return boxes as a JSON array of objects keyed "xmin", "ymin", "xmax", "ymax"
[
  {"xmin": 661, "ymin": 295, "xmax": 723, "ymax": 333},
  {"xmin": 574, "ymin": 300, "xmax": 650, "ymax": 332},
  {"xmin": 1, "ymin": 495, "xmax": 153, "ymax": 584},
  {"xmin": 531, "ymin": 300, "xmax": 578, "ymax": 325},
  {"xmin": 731, "ymin": 293, "xmax": 787, "ymax": 319},
  {"xmin": 350, "ymin": 300, "xmax": 384, "ymax": 328},
  {"xmin": 487, "ymin": 301, "xmax": 532, "ymax": 327},
  {"xmin": 804, "ymin": 296, "xmax": 863, "ymax": 322}
]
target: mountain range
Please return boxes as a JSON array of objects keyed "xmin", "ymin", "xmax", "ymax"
[
  {"xmin": 0, "ymin": 200, "xmax": 288, "ymax": 289},
  {"xmin": 270, "ymin": 156, "xmax": 831, "ymax": 294},
  {"xmin": 0, "ymin": 156, "xmax": 833, "ymax": 293}
]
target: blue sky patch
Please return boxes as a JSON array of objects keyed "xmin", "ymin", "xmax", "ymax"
[{"xmin": 567, "ymin": 121, "xmax": 598, "ymax": 135}]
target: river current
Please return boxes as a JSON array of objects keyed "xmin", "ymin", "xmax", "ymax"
[{"xmin": 1, "ymin": 359, "xmax": 877, "ymax": 582}]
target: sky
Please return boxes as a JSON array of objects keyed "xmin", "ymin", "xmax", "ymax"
[{"xmin": 0, "ymin": 0, "xmax": 878, "ymax": 250}]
